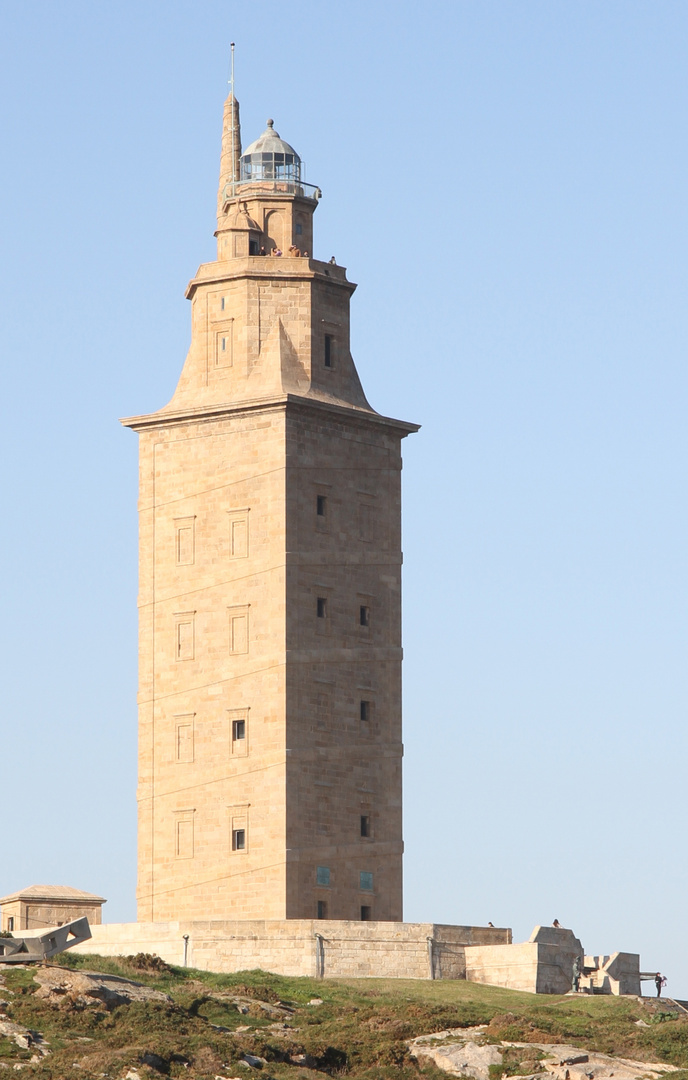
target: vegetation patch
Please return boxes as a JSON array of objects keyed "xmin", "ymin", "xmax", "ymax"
[{"xmin": 0, "ymin": 956, "xmax": 685, "ymax": 1080}]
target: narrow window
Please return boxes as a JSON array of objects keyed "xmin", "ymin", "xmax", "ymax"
[
  {"xmin": 7, "ymin": 917, "xmax": 13, "ymax": 932},
  {"xmin": 228, "ymin": 607, "xmax": 249, "ymax": 654},
  {"xmin": 176, "ymin": 818, "xmax": 194, "ymax": 859},
  {"xmin": 175, "ymin": 718, "xmax": 194, "ymax": 763},
  {"xmin": 230, "ymin": 809, "xmax": 248, "ymax": 850},
  {"xmin": 215, "ymin": 322, "xmax": 234, "ymax": 367},
  {"xmin": 227, "ymin": 510, "xmax": 250, "ymax": 558},
  {"xmin": 316, "ymin": 494, "xmax": 327, "ymax": 517},
  {"xmin": 360, "ymin": 906, "xmax": 371, "ymax": 921},
  {"xmin": 324, "ymin": 334, "xmax": 333, "ymax": 368},
  {"xmin": 176, "ymin": 526, "xmax": 193, "ymax": 564},
  {"xmin": 221, "ymin": 297, "xmax": 226, "ymax": 311},
  {"xmin": 317, "ymin": 900, "xmax": 327, "ymax": 919},
  {"xmin": 229, "ymin": 710, "xmax": 249, "ymax": 756},
  {"xmin": 249, "ymin": 239, "xmax": 259, "ymax": 255},
  {"xmin": 316, "ymin": 866, "xmax": 331, "ymax": 887},
  {"xmin": 360, "ymin": 605, "xmax": 370, "ymax": 627},
  {"xmin": 360, "ymin": 700, "xmax": 371, "ymax": 723},
  {"xmin": 176, "ymin": 618, "xmax": 194, "ymax": 661},
  {"xmin": 317, "ymin": 597, "xmax": 327, "ymax": 619},
  {"xmin": 296, "ymin": 223, "xmax": 303, "ymax": 235},
  {"xmin": 360, "ymin": 815, "xmax": 371, "ymax": 838},
  {"xmin": 360, "ymin": 871, "xmax": 373, "ymax": 892},
  {"xmin": 175, "ymin": 517, "xmax": 195, "ymax": 565}
]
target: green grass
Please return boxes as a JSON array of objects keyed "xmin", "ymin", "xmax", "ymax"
[{"xmin": 0, "ymin": 954, "xmax": 686, "ymax": 1080}]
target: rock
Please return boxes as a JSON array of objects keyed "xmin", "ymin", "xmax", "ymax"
[
  {"xmin": 411, "ymin": 1039, "xmax": 503, "ymax": 1080},
  {"xmin": 635, "ymin": 1020, "xmax": 650, "ymax": 1028},
  {"xmin": 290, "ymin": 1053, "xmax": 318, "ymax": 1068},
  {"xmin": 0, "ymin": 1018, "xmax": 49, "ymax": 1057},
  {"xmin": 33, "ymin": 967, "xmax": 171, "ymax": 1010},
  {"xmin": 409, "ymin": 1035, "xmax": 681, "ymax": 1080},
  {"xmin": 239, "ymin": 1055, "xmax": 266, "ymax": 1069},
  {"xmin": 124, "ymin": 1071, "xmax": 141, "ymax": 1080},
  {"xmin": 209, "ymin": 993, "xmax": 293, "ymax": 1019},
  {"xmin": 307, "ymin": 997, "xmax": 323, "ymax": 1006}
]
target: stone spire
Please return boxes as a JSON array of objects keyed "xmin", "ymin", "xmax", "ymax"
[{"xmin": 217, "ymin": 92, "xmax": 241, "ymax": 222}]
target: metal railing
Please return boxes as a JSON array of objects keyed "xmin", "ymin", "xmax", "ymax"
[{"xmin": 222, "ymin": 179, "xmax": 321, "ymax": 203}]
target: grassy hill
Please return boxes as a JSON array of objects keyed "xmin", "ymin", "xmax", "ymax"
[{"xmin": 2, "ymin": 952, "xmax": 688, "ymax": 1080}]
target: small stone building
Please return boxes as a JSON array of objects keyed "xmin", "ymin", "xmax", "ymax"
[{"xmin": 0, "ymin": 885, "xmax": 106, "ymax": 932}]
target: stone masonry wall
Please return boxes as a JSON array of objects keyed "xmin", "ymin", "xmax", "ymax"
[{"xmin": 72, "ymin": 920, "xmax": 510, "ymax": 979}]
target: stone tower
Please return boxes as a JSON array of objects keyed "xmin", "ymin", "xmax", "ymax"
[{"xmin": 122, "ymin": 93, "xmax": 418, "ymax": 924}]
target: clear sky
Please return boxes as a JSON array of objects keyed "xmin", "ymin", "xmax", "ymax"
[{"xmin": 2, "ymin": 0, "xmax": 687, "ymax": 995}]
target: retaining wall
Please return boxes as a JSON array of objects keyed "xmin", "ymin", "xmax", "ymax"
[{"xmin": 71, "ymin": 919, "xmax": 511, "ymax": 979}]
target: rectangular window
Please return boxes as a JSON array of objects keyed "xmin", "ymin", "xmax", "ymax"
[
  {"xmin": 324, "ymin": 334, "xmax": 333, "ymax": 368},
  {"xmin": 175, "ymin": 815, "xmax": 194, "ymax": 859},
  {"xmin": 175, "ymin": 614, "xmax": 195, "ymax": 661},
  {"xmin": 228, "ymin": 606, "xmax": 250, "ymax": 654},
  {"xmin": 360, "ymin": 906, "xmax": 371, "ymax": 921},
  {"xmin": 360, "ymin": 700, "xmax": 371, "ymax": 723},
  {"xmin": 296, "ymin": 223, "xmax": 303, "ymax": 235},
  {"xmin": 215, "ymin": 322, "xmax": 234, "ymax": 368},
  {"xmin": 317, "ymin": 597, "xmax": 327, "ymax": 619},
  {"xmin": 231, "ymin": 518, "xmax": 248, "ymax": 557},
  {"xmin": 175, "ymin": 716, "xmax": 195, "ymax": 763},
  {"xmin": 7, "ymin": 917, "xmax": 13, "ymax": 932},
  {"xmin": 228, "ymin": 709, "xmax": 249, "ymax": 756},
  {"xmin": 316, "ymin": 494, "xmax": 327, "ymax": 517},
  {"xmin": 360, "ymin": 871, "xmax": 374, "ymax": 892},
  {"xmin": 177, "ymin": 526, "xmax": 193, "ymax": 564},
  {"xmin": 360, "ymin": 815, "xmax": 371, "ymax": 838},
  {"xmin": 359, "ymin": 605, "xmax": 370, "ymax": 627},
  {"xmin": 175, "ymin": 516, "xmax": 196, "ymax": 565},
  {"xmin": 317, "ymin": 900, "xmax": 327, "ymax": 919},
  {"xmin": 227, "ymin": 509, "xmax": 250, "ymax": 558},
  {"xmin": 229, "ymin": 807, "xmax": 249, "ymax": 852},
  {"xmin": 358, "ymin": 503, "xmax": 374, "ymax": 543},
  {"xmin": 221, "ymin": 296, "xmax": 226, "ymax": 311},
  {"xmin": 316, "ymin": 865, "xmax": 331, "ymax": 887}
]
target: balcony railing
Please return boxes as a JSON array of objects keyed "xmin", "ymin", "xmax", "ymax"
[{"xmin": 222, "ymin": 179, "xmax": 322, "ymax": 203}]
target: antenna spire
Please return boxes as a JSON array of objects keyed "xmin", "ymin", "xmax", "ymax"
[
  {"xmin": 216, "ymin": 46, "xmax": 242, "ymax": 226},
  {"xmin": 230, "ymin": 43, "xmax": 236, "ymax": 192}
]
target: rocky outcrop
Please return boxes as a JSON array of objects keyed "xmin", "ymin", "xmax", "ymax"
[
  {"xmin": 408, "ymin": 1026, "xmax": 680, "ymax": 1080},
  {"xmin": 32, "ymin": 966, "xmax": 171, "ymax": 1010}
]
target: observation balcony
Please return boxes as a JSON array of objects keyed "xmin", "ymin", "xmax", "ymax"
[{"xmin": 222, "ymin": 178, "xmax": 322, "ymax": 204}]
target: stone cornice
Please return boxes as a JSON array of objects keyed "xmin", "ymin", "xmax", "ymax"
[
  {"xmin": 185, "ymin": 256, "xmax": 356, "ymax": 301},
  {"xmin": 121, "ymin": 393, "xmax": 419, "ymax": 437}
]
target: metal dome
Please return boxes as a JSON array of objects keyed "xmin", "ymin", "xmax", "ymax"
[
  {"xmin": 242, "ymin": 119, "xmax": 300, "ymax": 160},
  {"xmin": 240, "ymin": 119, "xmax": 301, "ymax": 183}
]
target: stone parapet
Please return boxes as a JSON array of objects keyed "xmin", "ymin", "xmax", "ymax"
[{"xmin": 71, "ymin": 920, "xmax": 510, "ymax": 979}]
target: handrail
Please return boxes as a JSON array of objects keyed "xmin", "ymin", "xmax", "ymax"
[{"xmin": 222, "ymin": 179, "xmax": 321, "ymax": 203}]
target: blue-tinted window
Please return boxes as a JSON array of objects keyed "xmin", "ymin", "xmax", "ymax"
[
  {"xmin": 360, "ymin": 871, "xmax": 373, "ymax": 892},
  {"xmin": 316, "ymin": 865, "xmax": 330, "ymax": 887}
]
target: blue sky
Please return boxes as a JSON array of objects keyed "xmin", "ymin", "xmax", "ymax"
[{"xmin": 2, "ymin": 0, "xmax": 687, "ymax": 994}]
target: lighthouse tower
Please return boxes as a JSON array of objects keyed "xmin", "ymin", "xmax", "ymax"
[{"xmin": 123, "ymin": 92, "xmax": 418, "ymax": 924}]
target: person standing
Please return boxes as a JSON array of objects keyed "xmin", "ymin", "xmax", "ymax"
[{"xmin": 655, "ymin": 973, "xmax": 667, "ymax": 998}]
